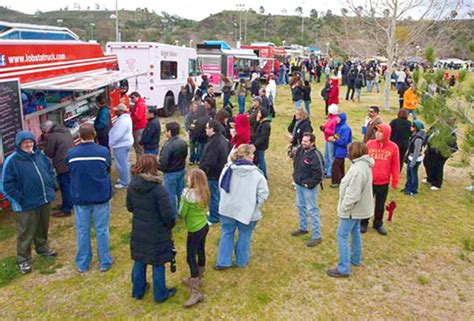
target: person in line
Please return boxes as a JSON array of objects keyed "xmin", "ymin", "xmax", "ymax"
[
  {"xmin": 127, "ymin": 155, "xmax": 177, "ymax": 303},
  {"xmin": 139, "ymin": 106, "xmax": 161, "ymax": 156},
  {"xmin": 331, "ymin": 112, "xmax": 352, "ymax": 187},
  {"xmin": 231, "ymin": 113, "xmax": 251, "ymax": 148},
  {"xmin": 215, "ymin": 109, "xmax": 231, "ymax": 140},
  {"xmin": 321, "ymin": 78, "xmax": 331, "ymax": 115},
  {"xmin": 266, "ymin": 75, "xmax": 277, "ymax": 107},
  {"xmin": 252, "ymin": 109, "xmax": 271, "ymax": 179},
  {"xmin": 129, "ymin": 92, "xmax": 147, "ymax": 159},
  {"xmin": 204, "ymin": 97, "xmax": 217, "ymax": 120},
  {"xmin": 109, "ymin": 104, "xmax": 134, "ymax": 189},
  {"xmin": 180, "ymin": 168, "xmax": 210, "ymax": 307},
  {"xmin": 327, "ymin": 77, "xmax": 340, "ymax": 108},
  {"xmin": 66, "ymin": 124, "xmax": 114, "ymax": 273},
  {"xmin": 354, "ymin": 66, "xmax": 365, "ymax": 102},
  {"xmin": 362, "ymin": 124, "xmax": 400, "ymax": 235},
  {"xmin": 302, "ymin": 80, "xmax": 312, "ymax": 116},
  {"xmin": 403, "ymin": 120, "xmax": 426, "ymax": 196},
  {"xmin": 93, "ymin": 95, "xmax": 112, "ymax": 149},
  {"xmin": 222, "ymin": 76, "xmax": 233, "ymax": 108},
  {"xmin": 398, "ymin": 78, "xmax": 409, "ymax": 109},
  {"xmin": 2, "ymin": 131, "xmax": 57, "ymax": 274},
  {"xmin": 249, "ymin": 73, "xmax": 260, "ymax": 97},
  {"xmin": 178, "ymin": 86, "xmax": 190, "ymax": 116},
  {"xmin": 389, "ymin": 109, "xmax": 412, "ymax": 171},
  {"xmin": 363, "ymin": 106, "xmax": 383, "ymax": 143},
  {"xmin": 199, "ymin": 120, "xmax": 229, "ymax": 224},
  {"xmin": 193, "ymin": 105, "xmax": 211, "ymax": 163},
  {"xmin": 185, "ymin": 102, "xmax": 199, "ymax": 164},
  {"xmin": 185, "ymin": 77, "xmax": 196, "ymax": 105},
  {"xmin": 291, "ymin": 132, "xmax": 325, "ymax": 247},
  {"xmin": 258, "ymin": 88, "xmax": 271, "ymax": 112},
  {"xmin": 159, "ymin": 122, "xmax": 188, "ymax": 213},
  {"xmin": 327, "ymin": 142, "xmax": 374, "ymax": 278},
  {"xmin": 237, "ymin": 78, "xmax": 248, "ymax": 114},
  {"xmin": 291, "ymin": 79, "xmax": 303, "ymax": 108},
  {"xmin": 346, "ymin": 68, "xmax": 356, "ymax": 101},
  {"xmin": 403, "ymin": 79, "xmax": 419, "ymax": 119},
  {"xmin": 287, "ymin": 108, "xmax": 313, "ymax": 158},
  {"xmin": 423, "ymin": 125, "xmax": 458, "ymax": 191},
  {"xmin": 41, "ymin": 120, "xmax": 74, "ymax": 217},
  {"xmin": 321, "ymin": 104, "xmax": 339, "ymax": 178},
  {"xmin": 198, "ymin": 75, "xmax": 209, "ymax": 98},
  {"xmin": 214, "ymin": 144, "xmax": 269, "ymax": 269}
]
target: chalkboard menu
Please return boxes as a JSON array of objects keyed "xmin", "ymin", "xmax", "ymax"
[{"xmin": 0, "ymin": 79, "xmax": 23, "ymax": 162}]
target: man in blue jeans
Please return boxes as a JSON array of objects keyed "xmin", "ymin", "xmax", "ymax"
[
  {"xmin": 199, "ymin": 120, "xmax": 230, "ymax": 224},
  {"xmin": 291, "ymin": 132, "xmax": 324, "ymax": 247},
  {"xmin": 66, "ymin": 124, "xmax": 113, "ymax": 273},
  {"xmin": 159, "ymin": 122, "xmax": 188, "ymax": 214}
]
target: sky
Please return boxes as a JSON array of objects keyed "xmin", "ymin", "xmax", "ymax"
[{"xmin": 1, "ymin": 0, "xmax": 340, "ymax": 20}]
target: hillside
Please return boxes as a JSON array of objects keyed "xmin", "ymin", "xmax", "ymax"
[{"xmin": 0, "ymin": 7, "xmax": 472, "ymax": 59}]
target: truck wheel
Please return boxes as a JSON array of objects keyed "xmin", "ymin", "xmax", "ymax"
[{"xmin": 159, "ymin": 96, "xmax": 175, "ymax": 117}]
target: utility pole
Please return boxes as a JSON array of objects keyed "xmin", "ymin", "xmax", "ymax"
[
  {"xmin": 237, "ymin": 4, "xmax": 244, "ymax": 45},
  {"xmin": 115, "ymin": 0, "xmax": 119, "ymax": 42},
  {"xmin": 244, "ymin": 9, "xmax": 248, "ymax": 45}
]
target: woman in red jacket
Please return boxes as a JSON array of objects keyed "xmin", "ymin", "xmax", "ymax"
[
  {"xmin": 327, "ymin": 77, "xmax": 340, "ymax": 106},
  {"xmin": 130, "ymin": 92, "xmax": 148, "ymax": 160}
]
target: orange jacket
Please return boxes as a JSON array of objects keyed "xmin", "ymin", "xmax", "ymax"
[{"xmin": 403, "ymin": 88, "xmax": 419, "ymax": 110}]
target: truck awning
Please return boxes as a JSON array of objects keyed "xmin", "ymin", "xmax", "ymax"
[{"xmin": 22, "ymin": 69, "xmax": 145, "ymax": 91}]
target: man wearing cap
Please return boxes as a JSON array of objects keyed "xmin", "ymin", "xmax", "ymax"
[
  {"xmin": 109, "ymin": 103, "xmax": 134, "ymax": 189},
  {"xmin": 139, "ymin": 106, "xmax": 161, "ymax": 156},
  {"xmin": 129, "ymin": 92, "xmax": 147, "ymax": 159},
  {"xmin": 1, "ymin": 131, "xmax": 57, "ymax": 274}
]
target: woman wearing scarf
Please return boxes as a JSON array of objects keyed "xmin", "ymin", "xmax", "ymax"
[{"xmin": 214, "ymin": 144, "xmax": 269, "ymax": 270}]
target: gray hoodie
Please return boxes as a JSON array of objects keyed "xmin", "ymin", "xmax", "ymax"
[
  {"xmin": 337, "ymin": 155, "xmax": 375, "ymax": 219},
  {"xmin": 218, "ymin": 163, "xmax": 269, "ymax": 224}
]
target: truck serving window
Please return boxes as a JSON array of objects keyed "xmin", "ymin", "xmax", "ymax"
[
  {"xmin": 188, "ymin": 59, "xmax": 197, "ymax": 76},
  {"xmin": 161, "ymin": 61, "xmax": 178, "ymax": 80}
]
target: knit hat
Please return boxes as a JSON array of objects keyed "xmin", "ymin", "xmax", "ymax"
[
  {"xmin": 413, "ymin": 120, "xmax": 425, "ymax": 131},
  {"xmin": 328, "ymin": 104, "xmax": 339, "ymax": 115}
]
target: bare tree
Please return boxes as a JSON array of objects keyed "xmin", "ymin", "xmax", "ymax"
[
  {"xmin": 259, "ymin": 6, "xmax": 265, "ymax": 14},
  {"xmin": 341, "ymin": 0, "xmax": 461, "ymax": 110}
]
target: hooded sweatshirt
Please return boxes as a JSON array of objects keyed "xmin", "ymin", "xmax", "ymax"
[
  {"xmin": 366, "ymin": 123, "xmax": 400, "ymax": 188},
  {"xmin": 328, "ymin": 78, "xmax": 340, "ymax": 105},
  {"xmin": 338, "ymin": 154, "xmax": 375, "ymax": 219},
  {"xmin": 407, "ymin": 120, "xmax": 426, "ymax": 167},
  {"xmin": 232, "ymin": 114, "xmax": 251, "ymax": 147},
  {"xmin": 1, "ymin": 131, "xmax": 56, "ymax": 212},
  {"xmin": 322, "ymin": 105, "xmax": 339, "ymax": 141},
  {"xmin": 333, "ymin": 112, "xmax": 352, "ymax": 159},
  {"xmin": 218, "ymin": 162, "xmax": 269, "ymax": 225},
  {"xmin": 130, "ymin": 97, "xmax": 147, "ymax": 130}
]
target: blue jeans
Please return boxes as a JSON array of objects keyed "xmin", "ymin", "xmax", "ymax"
[
  {"xmin": 144, "ymin": 148, "xmax": 158, "ymax": 156},
  {"xmin": 293, "ymin": 100, "xmax": 302, "ymax": 109},
  {"xmin": 189, "ymin": 140, "xmax": 198, "ymax": 163},
  {"xmin": 324, "ymin": 141, "xmax": 335, "ymax": 177},
  {"xmin": 131, "ymin": 261, "xmax": 171, "ymax": 303},
  {"xmin": 223, "ymin": 94, "xmax": 231, "ymax": 107},
  {"xmin": 304, "ymin": 100, "xmax": 311, "ymax": 116},
  {"xmin": 163, "ymin": 169, "xmax": 185, "ymax": 214},
  {"xmin": 208, "ymin": 180, "xmax": 220, "ymax": 223},
  {"xmin": 355, "ymin": 87, "xmax": 362, "ymax": 99},
  {"xmin": 295, "ymin": 184, "xmax": 321, "ymax": 240},
  {"xmin": 255, "ymin": 149, "xmax": 267, "ymax": 178},
  {"xmin": 337, "ymin": 218, "xmax": 362, "ymax": 275},
  {"xmin": 113, "ymin": 146, "xmax": 131, "ymax": 186},
  {"xmin": 74, "ymin": 202, "xmax": 113, "ymax": 272},
  {"xmin": 197, "ymin": 142, "xmax": 206, "ymax": 163},
  {"xmin": 366, "ymin": 80, "xmax": 374, "ymax": 92},
  {"xmin": 238, "ymin": 95, "xmax": 246, "ymax": 114},
  {"xmin": 405, "ymin": 161, "xmax": 421, "ymax": 194},
  {"xmin": 57, "ymin": 172, "xmax": 73, "ymax": 214},
  {"xmin": 216, "ymin": 216, "xmax": 257, "ymax": 267}
]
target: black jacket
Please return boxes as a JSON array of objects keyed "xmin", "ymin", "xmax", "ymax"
[
  {"xmin": 43, "ymin": 124, "xmax": 74, "ymax": 174},
  {"xmin": 200, "ymin": 133, "xmax": 230, "ymax": 180},
  {"xmin": 389, "ymin": 117, "xmax": 412, "ymax": 150},
  {"xmin": 250, "ymin": 79, "xmax": 260, "ymax": 96},
  {"xmin": 159, "ymin": 136, "xmax": 188, "ymax": 173},
  {"xmin": 126, "ymin": 174, "xmax": 176, "ymax": 266},
  {"xmin": 302, "ymin": 86, "xmax": 311, "ymax": 101},
  {"xmin": 191, "ymin": 116, "xmax": 210, "ymax": 143},
  {"xmin": 253, "ymin": 119, "xmax": 271, "ymax": 151},
  {"xmin": 291, "ymin": 85, "xmax": 303, "ymax": 101},
  {"xmin": 288, "ymin": 118, "xmax": 313, "ymax": 147},
  {"xmin": 293, "ymin": 146, "xmax": 324, "ymax": 189},
  {"xmin": 139, "ymin": 116, "xmax": 161, "ymax": 150},
  {"xmin": 261, "ymin": 95, "xmax": 271, "ymax": 111}
]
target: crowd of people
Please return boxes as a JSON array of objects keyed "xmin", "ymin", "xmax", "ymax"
[{"xmin": 0, "ymin": 63, "xmax": 462, "ymax": 308}]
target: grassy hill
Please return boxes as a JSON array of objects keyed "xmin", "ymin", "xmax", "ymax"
[{"xmin": 0, "ymin": 6, "xmax": 473, "ymax": 58}]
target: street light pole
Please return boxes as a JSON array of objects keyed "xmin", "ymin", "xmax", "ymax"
[
  {"xmin": 244, "ymin": 8, "xmax": 248, "ymax": 45},
  {"xmin": 115, "ymin": 0, "xmax": 119, "ymax": 42}
]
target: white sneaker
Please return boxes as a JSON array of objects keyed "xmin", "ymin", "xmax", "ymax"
[
  {"xmin": 421, "ymin": 178, "xmax": 428, "ymax": 184},
  {"xmin": 116, "ymin": 179, "xmax": 120, "ymax": 183},
  {"xmin": 114, "ymin": 183, "xmax": 127, "ymax": 189},
  {"xmin": 430, "ymin": 186, "xmax": 439, "ymax": 191}
]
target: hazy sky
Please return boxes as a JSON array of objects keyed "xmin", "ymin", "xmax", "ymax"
[{"xmin": 1, "ymin": 0, "xmax": 339, "ymax": 20}]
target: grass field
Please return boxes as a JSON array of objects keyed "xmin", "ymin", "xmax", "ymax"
[{"xmin": 0, "ymin": 82, "xmax": 473, "ymax": 320}]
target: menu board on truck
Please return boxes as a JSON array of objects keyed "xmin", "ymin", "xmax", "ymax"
[{"xmin": 0, "ymin": 79, "xmax": 23, "ymax": 163}]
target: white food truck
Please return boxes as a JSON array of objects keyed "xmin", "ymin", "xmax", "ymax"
[{"xmin": 106, "ymin": 42, "xmax": 199, "ymax": 116}]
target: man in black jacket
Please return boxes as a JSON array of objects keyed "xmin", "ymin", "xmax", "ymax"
[
  {"xmin": 200, "ymin": 120, "xmax": 230, "ymax": 224},
  {"xmin": 252, "ymin": 108, "xmax": 271, "ymax": 178},
  {"xmin": 159, "ymin": 122, "xmax": 188, "ymax": 214},
  {"xmin": 291, "ymin": 132, "xmax": 324, "ymax": 248},
  {"xmin": 140, "ymin": 107, "xmax": 161, "ymax": 156}
]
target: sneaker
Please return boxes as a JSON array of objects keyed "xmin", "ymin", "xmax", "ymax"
[
  {"xmin": 100, "ymin": 258, "xmax": 114, "ymax": 272},
  {"xmin": 404, "ymin": 191, "xmax": 415, "ymax": 196},
  {"xmin": 306, "ymin": 238, "xmax": 323, "ymax": 247},
  {"xmin": 330, "ymin": 183, "xmax": 339, "ymax": 188},
  {"xmin": 114, "ymin": 183, "xmax": 127, "ymax": 189},
  {"xmin": 326, "ymin": 267, "xmax": 349, "ymax": 278},
  {"xmin": 360, "ymin": 225, "xmax": 367, "ymax": 233},
  {"xmin": 291, "ymin": 229, "xmax": 309, "ymax": 237},
  {"xmin": 213, "ymin": 265, "xmax": 231, "ymax": 271},
  {"xmin": 18, "ymin": 262, "xmax": 32, "ymax": 274},
  {"xmin": 374, "ymin": 226, "xmax": 388, "ymax": 236},
  {"xmin": 430, "ymin": 186, "xmax": 439, "ymax": 191},
  {"xmin": 421, "ymin": 178, "xmax": 428, "ymax": 184},
  {"xmin": 37, "ymin": 248, "xmax": 57, "ymax": 257}
]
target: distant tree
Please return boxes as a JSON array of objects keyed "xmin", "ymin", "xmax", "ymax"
[
  {"xmin": 295, "ymin": 7, "xmax": 303, "ymax": 15},
  {"xmin": 259, "ymin": 6, "xmax": 265, "ymax": 14},
  {"xmin": 95, "ymin": 3, "xmax": 100, "ymax": 10},
  {"xmin": 310, "ymin": 9, "xmax": 318, "ymax": 19},
  {"xmin": 325, "ymin": 9, "xmax": 333, "ymax": 17}
]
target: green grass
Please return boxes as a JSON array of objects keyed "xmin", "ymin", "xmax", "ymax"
[
  {"xmin": 0, "ymin": 226, "xmax": 15, "ymax": 242},
  {"xmin": 0, "ymin": 82, "xmax": 473, "ymax": 319}
]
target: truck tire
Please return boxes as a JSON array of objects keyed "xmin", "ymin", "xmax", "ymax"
[{"xmin": 159, "ymin": 96, "xmax": 175, "ymax": 117}]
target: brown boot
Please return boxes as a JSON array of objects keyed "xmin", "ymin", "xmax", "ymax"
[
  {"xmin": 198, "ymin": 266, "xmax": 205, "ymax": 279},
  {"xmin": 183, "ymin": 278, "xmax": 204, "ymax": 308}
]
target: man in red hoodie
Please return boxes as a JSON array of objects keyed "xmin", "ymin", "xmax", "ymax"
[
  {"xmin": 129, "ymin": 92, "xmax": 147, "ymax": 159},
  {"xmin": 362, "ymin": 123, "xmax": 400, "ymax": 235}
]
